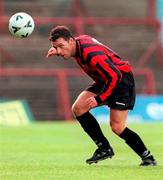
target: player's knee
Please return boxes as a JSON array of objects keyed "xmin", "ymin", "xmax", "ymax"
[
  {"xmin": 72, "ymin": 102, "xmax": 89, "ymax": 117},
  {"xmin": 71, "ymin": 102, "xmax": 82, "ymax": 116},
  {"xmin": 110, "ymin": 122, "xmax": 124, "ymax": 135}
]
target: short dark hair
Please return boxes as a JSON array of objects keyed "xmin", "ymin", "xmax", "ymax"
[{"xmin": 49, "ymin": 25, "xmax": 74, "ymax": 42}]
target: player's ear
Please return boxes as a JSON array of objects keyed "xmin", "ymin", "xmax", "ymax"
[{"xmin": 69, "ymin": 37, "xmax": 75, "ymax": 45}]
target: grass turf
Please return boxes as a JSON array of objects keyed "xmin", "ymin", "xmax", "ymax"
[{"xmin": 0, "ymin": 122, "xmax": 163, "ymax": 180}]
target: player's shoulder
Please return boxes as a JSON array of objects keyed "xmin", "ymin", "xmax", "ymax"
[
  {"xmin": 75, "ymin": 35, "xmax": 93, "ymax": 44},
  {"xmin": 75, "ymin": 35, "xmax": 105, "ymax": 48}
]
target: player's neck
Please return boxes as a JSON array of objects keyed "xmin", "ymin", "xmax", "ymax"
[{"xmin": 71, "ymin": 40, "xmax": 77, "ymax": 57}]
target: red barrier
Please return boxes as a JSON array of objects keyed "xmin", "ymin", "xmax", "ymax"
[
  {"xmin": 0, "ymin": 68, "xmax": 156, "ymax": 120},
  {"xmin": 0, "ymin": 0, "xmax": 162, "ymax": 65}
]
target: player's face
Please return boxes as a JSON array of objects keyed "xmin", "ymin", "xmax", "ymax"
[{"xmin": 51, "ymin": 37, "xmax": 76, "ymax": 59}]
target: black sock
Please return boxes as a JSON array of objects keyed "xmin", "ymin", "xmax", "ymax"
[
  {"xmin": 119, "ymin": 127, "xmax": 151, "ymax": 158},
  {"xmin": 76, "ymin": 112, "xmax": 111, "ymax": 150}
]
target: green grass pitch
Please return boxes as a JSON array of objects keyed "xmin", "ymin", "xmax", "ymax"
[{"xmin": 0, "ymin": 122, "xmax": 163, "ymax": 180}]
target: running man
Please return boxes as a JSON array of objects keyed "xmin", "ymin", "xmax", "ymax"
[{"xmin": 46, "ymin": 25, "xmax": 157, "ymax": 166}]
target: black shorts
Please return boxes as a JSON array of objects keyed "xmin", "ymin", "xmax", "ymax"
[{"xmin": 86, "ymin": 72, "xmax": 136, "ymax": 110}]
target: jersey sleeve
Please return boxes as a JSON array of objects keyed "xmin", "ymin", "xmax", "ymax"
[{"xmin": 88, "ymin": 52, "xmax": 122, "ymax": 104}]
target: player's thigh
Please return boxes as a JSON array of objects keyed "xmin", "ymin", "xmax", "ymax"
[
  {"xmin": 72, "ymin": 90, "xmax": 96, "ymax": 115},
  {"xmin": 110, "ymin": 109, "xmax": 128, "ymax": 134}
]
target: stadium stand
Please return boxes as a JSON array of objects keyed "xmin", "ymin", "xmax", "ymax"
[{"xmin": 0, "ymin": 0, "xmax": 162, "ymax": 120}]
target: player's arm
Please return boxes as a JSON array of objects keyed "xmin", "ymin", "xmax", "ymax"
[
  {"xmin": 89, "ymin": 53, "xmax": 122, "ymax": 105},
  {"xmin": 46, "ymin": 47, "xmax": 57, "ymax": 58}
]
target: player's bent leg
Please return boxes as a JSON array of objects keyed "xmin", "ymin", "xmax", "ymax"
[
  {"xmin": 72, "ymin": 91, "xmax": 114, "ymax": 164},
  {"xmin": 72, "ymin": 90, "xmax": 95, "ymax": 116},
  {"xmin": 110, "ymin": 109, "xmax": 128, "ymax": 135},
  {"xmin": 110, "ymin": 109, "xmax": 157, "ymax": 166}
]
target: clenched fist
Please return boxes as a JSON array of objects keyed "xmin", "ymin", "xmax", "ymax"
[
  {"xmin": 85, "ymin": 97, "xmax": 98, "ymax": 109},
  {"xmin": 46, "ymin": 47, "xmax": 57, "ymax": 58}
]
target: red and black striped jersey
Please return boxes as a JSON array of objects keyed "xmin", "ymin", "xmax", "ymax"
[{"xmin": 74, "ymin": 35, "xmax": 132, "ymax": 104}]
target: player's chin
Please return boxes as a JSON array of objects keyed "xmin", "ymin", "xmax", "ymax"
[{"xmin": 63, "ymin": 55, "xmax": 70, "ymax": 60}]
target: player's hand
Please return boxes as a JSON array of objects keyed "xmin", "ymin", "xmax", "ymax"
[
  {"xmin": 46, "ymin": 47, "xmax": 57, "ymax": 58},
  {"xmin": 86, "ymin": 97, "xmax": 98, "ymax": 109}
]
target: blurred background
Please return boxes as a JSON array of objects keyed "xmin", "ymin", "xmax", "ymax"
[{"xmin": 0, "ymin": 0, "xmax": 163, "ymax": 123}]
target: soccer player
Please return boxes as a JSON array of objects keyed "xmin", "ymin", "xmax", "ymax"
[{"xmin": 46, "ymin": 25, "xmax": 157, "ymax": 166}]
